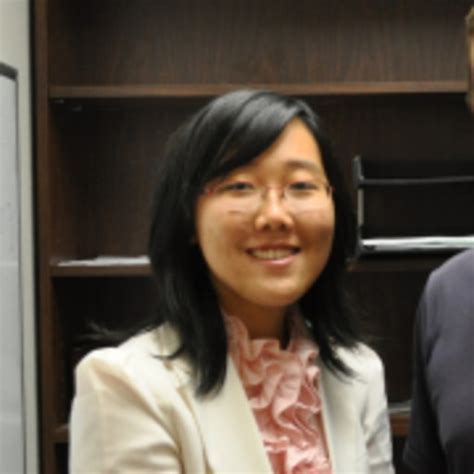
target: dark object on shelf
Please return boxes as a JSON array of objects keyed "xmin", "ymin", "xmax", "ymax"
[
  {"xmin": 353, "ymin": 156, "xmax": 474, "ymax": 255},
  {"xmin": 467, "ymin": 7, "xmax": 474, "ymax": 113}
]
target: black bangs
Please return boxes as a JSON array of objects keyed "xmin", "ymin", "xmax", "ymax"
[
  {"xmin": 216, "ymin": 97, "xmax": 301, "ymax": 177},
  {"xmin": 190, "ymin": 90, "xmax": 303, "ymax": 186}
]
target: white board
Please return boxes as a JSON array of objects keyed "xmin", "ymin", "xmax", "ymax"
[{"xmin": 0, "ymin": 63, "xmax": 24, "ymax": 473}]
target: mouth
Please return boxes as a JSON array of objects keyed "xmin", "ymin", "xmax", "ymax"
[{"xmin": 247, "ymin": 247, "xmax": 300, "ymax": 260}]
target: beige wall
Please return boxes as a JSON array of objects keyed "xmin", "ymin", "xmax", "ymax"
[{"xmin": 0, "ymin": 0, "xmax": 38, "ymax": 472}]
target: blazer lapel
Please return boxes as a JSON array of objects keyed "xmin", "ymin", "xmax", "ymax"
[
  {"xmin": 319, "ymin": 362, "xmax": 365, "ymax": 474},
  {"xmin": 189, "ymin": 357, "xmax": 273, "ymax": 473},
  {"xmin": 153, "ymin": 325, "xmax": 272, "ymax": 472}
]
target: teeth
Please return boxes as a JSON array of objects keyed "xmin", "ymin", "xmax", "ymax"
[{"xmin": 250, "ymin": 249, "xmax": 294, "ymax": 260}]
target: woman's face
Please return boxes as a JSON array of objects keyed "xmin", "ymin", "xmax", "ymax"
[{"xmin": 194, "ymin": 118, "xmax": 335, "ymax": 324}]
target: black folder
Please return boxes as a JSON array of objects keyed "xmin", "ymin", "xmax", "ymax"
[{"xmin": 352, "ymin": 156, "xmax": 474, "ymax": 255}]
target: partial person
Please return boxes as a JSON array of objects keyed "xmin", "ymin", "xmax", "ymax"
[
  {"xmin": 404, "ymin": 248, "xmax": 474, "ymax": 474},
  {"xmin": 69, "ymin": 90, "xmax": 395, "ymax": 473}
]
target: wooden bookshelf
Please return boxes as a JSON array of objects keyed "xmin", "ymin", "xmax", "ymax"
[
  {"xmin": 49, "ymin": 80, "xmax": 466, "ymax": 100},
  {"xmin": 33, "ymin": 1, "xmax": 474, "ymax": 472}
]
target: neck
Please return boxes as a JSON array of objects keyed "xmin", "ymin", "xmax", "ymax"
[{"xmin": 220, "ymin": 300, "xmax": 289, "ymax": 343}]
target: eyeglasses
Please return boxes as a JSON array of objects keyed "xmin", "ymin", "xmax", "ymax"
[{"xmin": 203, "ymin": 178, "xmax": 333, "ymax": 214}]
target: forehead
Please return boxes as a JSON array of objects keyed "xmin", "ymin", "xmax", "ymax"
[{"xmin": 235, "ymin": 118, "xmax": 326, "ymax": 176}]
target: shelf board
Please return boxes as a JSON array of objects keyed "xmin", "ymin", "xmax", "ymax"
[
  {"xmin": 51, "ymin": 257, "xmax": 152, "ymax": 277},
  {"xmin": 54, "ymin": 424, "xmax": 69, "ymax": 444},
  {"xmin": 51, "ymin": 254, "xmax": 449, "ymax": 277},
  {"xmin": 390, "ymin": 411, "xmax": 410, "ymax": 437},
  {"xmin": 348, "ymin": 255, "xmax": 450, "ymax": 273},
  {"xmin": 49, "ymin": 81, "xmax": 467, "ymax": 100}
]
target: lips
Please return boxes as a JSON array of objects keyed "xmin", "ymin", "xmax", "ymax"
[{"xmin": 248, "ymin": 247, "xmax": 299, "ymax": 260}]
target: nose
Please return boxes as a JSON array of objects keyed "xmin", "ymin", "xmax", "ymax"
[{"xmin": 253, "ymin": 188, "xmax": 294, "ymax": 232}]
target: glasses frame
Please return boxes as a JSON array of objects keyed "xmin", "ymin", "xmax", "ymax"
[{"xmin": 202, "ymin": 180, "xmax": 335, "ymax": 214}]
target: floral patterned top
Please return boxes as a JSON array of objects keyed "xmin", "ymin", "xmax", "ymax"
[{"xmin": 226, "ymin": 314, "xmax": 332, "ymax": 474}]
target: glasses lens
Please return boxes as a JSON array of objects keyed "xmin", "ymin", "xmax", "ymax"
[
  {"xmin": 285, "ymin": 182, "xmax": 331, "ymax": 213},
  {"xmin": 216, "ymin": 183, "xmax": 331, "ymax": 214}
]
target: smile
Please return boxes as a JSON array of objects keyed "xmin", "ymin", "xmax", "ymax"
[{"xmin": 248, "ymin": 248, "xmax": 299, "ymax": 260}]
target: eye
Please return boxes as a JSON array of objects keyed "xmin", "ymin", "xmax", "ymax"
[
  {"xmin": 217, "ymin": 181, "xmax": 256, "ymax": 193},
  {"xmin": 288, "ymin": 180, "xmax": 320, "ymax": 191}
]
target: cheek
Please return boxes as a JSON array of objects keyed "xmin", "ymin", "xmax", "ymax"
[
  {"xmin": 195, "ymin": 207, "xmax": 247, "ymax": 268},
  {"xmin": 195, "ymin": 214, "xmax": 221, "ymax": 264},
  {"xmin": 303, "ymin": 206, "xmax": 336, "ymax": 270},
  {"xmin": 306, "ymin": 205, "xmax": 335, "ymax": 241},
  {"xmin": 325, "ymin": 207, "xmax": 336, "ymax": 242}
]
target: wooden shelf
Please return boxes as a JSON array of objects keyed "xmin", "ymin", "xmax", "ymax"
[
  {"xmin": 51, "ymin": 255, "xmax": 449, "ymax": 277},
  {"xmin": 348, "ymin": 255, "xmax": 450, "ymax": 273},
  {"xmin": 51, "ymin": 257, "xmax": 152, "ymax": 277},
  {"xmin": 390, "ymin": 412, "xmax": 410, "ymax": 438},
  {"xmin": 54, "ymin": 424, "xmax": 69, "ymax": 444},
  {"xmin": 49, "ymin": 81, "xmax": 467, "ymax": 101}
]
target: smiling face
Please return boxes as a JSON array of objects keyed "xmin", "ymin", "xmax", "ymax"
[{"xmin": 194, "ymin": 118, "xmax": 335, "ymax": 338}]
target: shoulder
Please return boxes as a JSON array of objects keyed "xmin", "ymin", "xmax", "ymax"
[
  {"xmin": 420, "ymin": 249, "xmax": 474, "ymax": 324},
  {"xmin": 321, "ymin": 343, "xmax": 391, "ymax": 442},
  {"xmin": 436, "ymin": 248, "xmax": 474, "ymax": 274},
  {"xmin": 320, "ymin": 343, "xmax": 386, "ymax": 408},
  {"xmin": 74, "ymin": 324, "xmax": 191, "ymax": 395},
  {"xmin": 335, "ymin": 342, "xmax": 385, "ymax": 383},
  {"xmin": 69, "ymin": 327, "xmax": 204, "ymax": 473},
  {"xmin": 427, "ymin": 249, "xmax": 474, "ymax": 293}
]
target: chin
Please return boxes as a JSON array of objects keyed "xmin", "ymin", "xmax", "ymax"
[{"xmin": 250, "ymin": 288, "xmax": 306, "ymax": 309}]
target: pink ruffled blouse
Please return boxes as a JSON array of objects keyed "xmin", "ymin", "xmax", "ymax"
[{"xmin": 226, "ymin": 315, "xmax": 332, "ymax": 474}]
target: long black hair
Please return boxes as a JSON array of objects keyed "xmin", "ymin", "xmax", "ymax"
[{"xmin": 148, "ymin": 89, "xmax": 360, "ymax": 395}]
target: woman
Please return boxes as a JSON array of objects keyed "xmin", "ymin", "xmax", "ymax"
[{"xmin": 70, "ymin": 90, "xmax": 394, "ymax": 473}]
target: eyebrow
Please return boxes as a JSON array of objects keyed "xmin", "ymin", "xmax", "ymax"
[{"xmin": 284, "ymin": 159, "xmax": 325, "ymax": 175}]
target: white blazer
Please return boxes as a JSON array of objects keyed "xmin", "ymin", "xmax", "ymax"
[{"xmin": 70, "ymin": 325, "xmax": 394, "ymax": 473}]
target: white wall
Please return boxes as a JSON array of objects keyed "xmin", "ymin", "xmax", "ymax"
[
  {"xmin": 0, "ymin": 1, "xmax": 37, "ymax": 472},
  {"xmin": 0, "ymin": 68, "xmax": 24, "ymax": 473}
]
